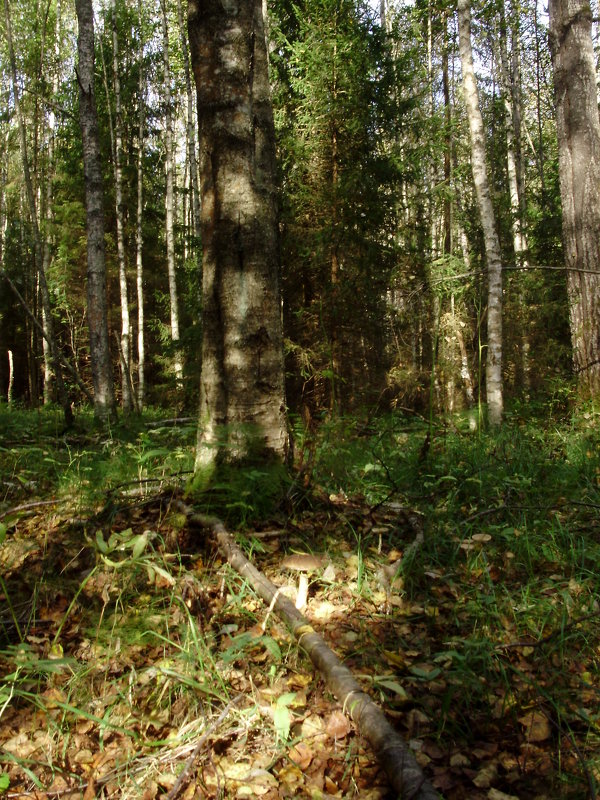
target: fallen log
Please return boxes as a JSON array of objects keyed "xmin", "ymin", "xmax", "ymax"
[{"xmin": 182, "ymin": 506, "xmax": 441, "ymax": 800}]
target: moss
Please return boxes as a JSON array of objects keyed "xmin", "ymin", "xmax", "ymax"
[{"xmin": 186, "ymin": 457, "xmax": 291, "ymax": 526}]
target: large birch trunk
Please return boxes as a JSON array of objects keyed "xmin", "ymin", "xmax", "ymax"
[
  {"xmin": 549, "ymin": 0, "xmax": 600, "ymax": 398},
  {"xmin": 75, "ymin": 0, "xmax": 116, "ymax": 421},
  {"xmin": 188, "ymin": 0, "xmax": 289, "ymax": 470},
  {"xmin": 457, "ymin": 0, "xmax": 503, "ymax": 425}
]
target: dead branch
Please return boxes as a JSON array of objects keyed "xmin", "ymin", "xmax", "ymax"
[{"xmin": 182, "ymin": 505, "xmax": 441, "ymax": 800}]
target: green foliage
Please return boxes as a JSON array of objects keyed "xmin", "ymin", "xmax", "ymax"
[{"xmin": 304, "ymin": 405, "xmax": 600, "ymax": 752}]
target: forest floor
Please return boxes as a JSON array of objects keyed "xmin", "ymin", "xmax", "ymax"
[{"xmin": 0, "ymin": 404, "xmax": 599, "ymax": 799}]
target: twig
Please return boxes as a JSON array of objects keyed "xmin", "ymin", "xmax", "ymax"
[
  {"xmin": 145, "ymin": 417, "xmax": 195, "ymax": 429},
  {"xmin": 0, "ymin": 498, "xmax": 60, "ymax": 520},
  {"xmin": 164, "ymin": 695, "xmax": 243, "ymax": 800}
]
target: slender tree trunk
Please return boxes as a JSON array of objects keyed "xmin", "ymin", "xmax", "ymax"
[
  {"xmin": 534, "ymin": 2, "xmax": 547, "ymax": 203},
  {"xmin": 110, "ymin": 0, "xmax": 133, "ymax": 412},
  {"xmin": 7, "ymin": 350, "xmax": 14, "ymax": 405},
  {"xmin": 188, "ymin": 0, "xmax": 289, "ymax": 470},
  {"xmin": 4, "ymin": 0, "xmax": 72, "ymax": 423},
  {"xmin": 442, "ymin": 15, "xmax": 452, "ymax": 257},
  {"xmin": 161, "ymin": 0, "xmax": 183, "ymax": 386},
  {"xmin": 499, "ymin": 12, "xmax": 528, "ymax": 264},
  {"xmin": 41, "ymin": 1, "xmax": 62, "ymax": 405},
  {"xmin": 136, "ymin": 0, "xmax": 145, "ymax": 411},
  {"xmin": 457, "ymin": 0, "xmax": 503, "ymax": 425},
  {"xmin": 549, "ymin": 0, "xmax": 600, "ymax": 398},
  {"xmin": 75, "ymin": 0, "xmax": 116, "ymax": 421},
  {"xmin": 176, "ymin": 0, "xmax": 201, "ymax": 244},
  {"xmin": 499, "ymin": 5, "xmax": 530, "ymax": 390}
]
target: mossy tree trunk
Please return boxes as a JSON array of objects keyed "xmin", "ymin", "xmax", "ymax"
[{"xmin": 188, "ymin": 0, "xmax": 289, "ymax": 473}]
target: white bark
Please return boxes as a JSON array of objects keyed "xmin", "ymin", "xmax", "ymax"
[
  {"xmin": 111, "ymin": 0, "xmax": 133, "ymax": 412},
  {"xmin": 458, "ymin": 0, "xmax": 503, "ymax": 425},
  {"xmin": 136, "ymin": 0, "xmax": 145, "ymax": 411},
  {"xmin": 161, "ymin": 0, "xmax": 183, "ymax": 386}
]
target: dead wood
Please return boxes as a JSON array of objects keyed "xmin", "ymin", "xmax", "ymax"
[{"xmin": 182, "ymin": 505, "xmax": 441, "ymax": 800}]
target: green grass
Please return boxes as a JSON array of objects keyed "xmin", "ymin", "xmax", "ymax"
[{"xmin": 0, "ymin": 402, "xmax": 599, "ymax": 796}]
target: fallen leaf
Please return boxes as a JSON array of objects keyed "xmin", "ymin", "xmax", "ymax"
[
  {"xmin": 450, "ymin": 752, "xmax": 470, "ymax": 767},
  {"xmin": 488, "ymin": 789, "xmax": 519, "ymax": 800},
  {"xmin": 518, "ymin": 711, "xmax": 551, "ymax": 742},
  {"xmin": 289, "ymin": 740, "xmax": 313, "ymax": 770},
  {"xmin": 326, "ymin": 710, "xmax": 352, "ymax": 739},
  {"xmin": 473, "ymin": 762, "xmax": 498, "ymax": 788}
]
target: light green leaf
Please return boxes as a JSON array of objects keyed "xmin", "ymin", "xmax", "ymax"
[
  {"xmin": 410, "ymin": 666, "xmax": 442, "ymax": 681},
  {"xmin": 374, "ymin": 677, "xmax": 408, "ymax": 698},
  {"xmin": 131, "ymin": 533, "xmax": 149, "ymax": 559},
  {"xmin": 95, "ymin": 530, "xmax": 108, "ymax": 554},
  {"xmin": 273, "ymin": 704, "xmax": 292, "ymax": 742}
]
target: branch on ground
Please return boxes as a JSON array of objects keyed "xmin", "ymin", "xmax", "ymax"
[{"xmin": 178, "ymin": 503, "xmax": 442, "ymax": 800}]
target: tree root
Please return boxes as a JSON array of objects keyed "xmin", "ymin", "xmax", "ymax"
[{"xmin": 180, "ymin": 505, "xmax": 441, "ymax": 800}]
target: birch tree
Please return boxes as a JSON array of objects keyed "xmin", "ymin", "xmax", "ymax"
[
  {"xmin": 3, "ymin": 0, "xmax": 72, "ymax": 423},
  {"xmin": 457, "ymin": 0, "xmax": 504, "ymax": 424},
  {"xmin": 110, "ymin": 0, "xmax": 133, "ymax": 412},
  {"xmin": 136, "ymin": 0, "xmax": 146, "ymax": 410},
  {"xmin": 75, "ymin": 0, "xmax": 116, "ymax": 421},
  {"xmin": 160, "ymin": 0, "xmax": 183, "ymax": 386}
]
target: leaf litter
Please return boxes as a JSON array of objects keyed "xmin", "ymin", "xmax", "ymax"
[{"xmin": 1, "ymin": 417, "xmax": 600, "ymax": 799}]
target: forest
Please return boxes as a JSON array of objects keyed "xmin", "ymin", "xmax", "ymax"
[{"xmin": 1, "ymin": 0, "xmax": 600, "ymax": 796}]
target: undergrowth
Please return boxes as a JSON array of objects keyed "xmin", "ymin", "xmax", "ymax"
[{"xmin": 0, "ymin": 403, "xmax": 599, "ymax": 797}]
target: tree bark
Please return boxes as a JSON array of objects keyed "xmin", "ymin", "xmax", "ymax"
[
  {"xmin": 110, "ymin": 0, "xmax": 133, "ymax": 412},
  {"xmin": 136, "ymin": 0, "xmax": 145, "ymax": 411},
  {"xmin": 75, "ymin": 0, "xmax": 117, "ymax": 421},
  {"xmin": 457, "ymin": 0, "xmax": 503, "ymax": 425},
  {"xmin": 161, "ymin": 0, "xmax": 184, "ymax": 386},
  {"xmin": 549, "ymin": 0, "xmax": 600, "ymax": 398},
  {"xmin": 188, "ymin": 0, "xmax": 289, "ymax": 469},
  {"xmin": 3, "ymin": 0, "xmax": 72, "ymax": 423},
  {"xmin": 176, "ymin": 0, "xmax": 201, "ymax": 245}
]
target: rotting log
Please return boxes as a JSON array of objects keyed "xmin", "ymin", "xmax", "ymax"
[{"xmin": 180, "ymin": 505, "xmax": 442, "ymax": 800}]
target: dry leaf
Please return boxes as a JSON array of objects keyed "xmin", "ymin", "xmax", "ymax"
[
  {"xmin": 289, "ymin": 740, "xmax": 313, "ymax": 770},
  {"xmin": 450, "ymin": 752, "xmax": 470, "ymax": 767},
  {"xmin": 473, "ymin": 762, "xmax": 498, "ymax": 788},
  {"xmin": 488, "ymin": 789, "xmax": 519, "ymax": 800},
  {"xmin": 326, "ymin": 710, "xmax": 352, "ymax": 739},
  {"xmin": 518, "ymin": 711, "xmax": 551, "ymax": 742}
]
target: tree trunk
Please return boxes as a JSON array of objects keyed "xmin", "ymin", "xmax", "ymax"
[
  {"xmin": 176, "ymin": 0, "xmax": 201, "ymax": 245},
  {"xmin": 549, "ymin": 0, "xmax": 600, "ymax": 398},
  {"xmin": 110, "ymin": 0, "xmax": 133, "ymax": 412},
  {"xmin": 457, "ymin": 0, "xmax": 503, "ymax": 425},
  {"xmin": 188, "ymin": 0, "xmax": 289, "ymax": 469},
  {"xmin": 4, "ymin": 0, "xmax": 72, "ymax": 423},
  {"xmin": 161, "ymin": 0, "xmax": 184, "ymax": 386},
  {"xmin": 136, "ymin": 0, "xmax": 145, "ymax": 411},
  {"xmin": 75, "ymin": 0, "xmax": 116, "ymax": 421}
]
